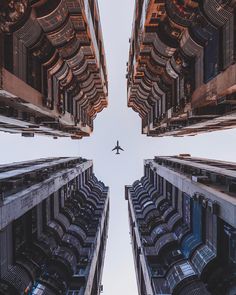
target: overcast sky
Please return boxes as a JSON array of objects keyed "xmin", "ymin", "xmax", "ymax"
[{"xmin": 1, "ymin": 0, "xmax": 236, "ymax": 294}]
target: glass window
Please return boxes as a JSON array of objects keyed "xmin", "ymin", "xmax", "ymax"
[
  {"xmin": 180, "ymin": 263, "xmax": 195, "ymax": 276},
  {"xmin": 230, "ymin": 236, "xmax": 236, "ymax": 264},
  {"xmin": 182, "ymin": 193, "xmax": 191, "ymax": 225}
]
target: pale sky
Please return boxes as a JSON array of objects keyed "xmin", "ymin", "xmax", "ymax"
[{"xmin": 1, "ymin": 0, "xmax": 236, "ymax": 294}]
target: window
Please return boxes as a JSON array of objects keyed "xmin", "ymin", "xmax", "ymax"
[
  {"xmin": 42, "ymin": 198, "xmax": 50, "ymax": 228},
  {"xmin": 230, "ymin": 233, "xmax": 236, "ymax": 264},
  {"xmin": 166, "ymin": 181, "xmax": 172, "ymax": 203},
  {"xmin": 204, "ymin": 210, "xmax": 217, "ymax": 252},
  {"xmin": 32, "ymin": 283, "xmax": 46, "ymax": 295},
  {"xmin": 159, "ymin": 176, "xmax": 163, "ymax": 195},
  {"xmin": 13, "ymin": 217, "xmax": 25, "ymax": 253},
  {"xmin": 3, "ymin": 35, "xmax": 13, "ymax": 72},
  {"xmin": 182, "ymin": 193, "xmax": 191, "ymax": 225},
  {"xmin": 174, "ymin": 187, "xmax": 178, "ymax": 209},
  {"xmin": 204, "ymin": 27, "xmax": 220, "ymax": 82},
  {"xmin": 50, "ymin": 194, "xmax": 54, "ymax": 219},
  {"xmin": 27, "ymin": 50, "xmax": 42, "ymax": 91},
  {"xmin": 192, "ymin": 245, "xmax": 216, "ymax": 274},
  {"xmin": 192, "ymin": 200, "xmax": 202, "ymax": 241},
  {"xmin": 180, "ymin": 263, "xmax": 195, "ymax": 276},
  {"xmin": 32, "ymin": 206, "xmax": 38, "ymax": 237},
  {"xmin": 67, "ymin": 291, "xmax": 81, "ymax": 295}
]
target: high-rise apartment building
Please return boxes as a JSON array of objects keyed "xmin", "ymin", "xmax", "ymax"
[
  {"xmin": 0, "ymin": 157, "xmax": 109, "ymax": 295},
  {"xmin": 127, "ymin": 0, "xmax": 236, "ymax": 137},
  {"xmin": 0, "ymin": 0, "xmax": 108, "ymax": 139},
  {"xmin": 126, "ymin": 155, "xmax": 236, "ymax": 295}
]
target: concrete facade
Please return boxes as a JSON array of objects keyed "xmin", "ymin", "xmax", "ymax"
[
  {"xmin": 0, "ymin": 157, "xmax": 109, "ymax": 295},
  {"xmin": 126, "ymin": 155, "xmax": 236, "ymax": 295}
]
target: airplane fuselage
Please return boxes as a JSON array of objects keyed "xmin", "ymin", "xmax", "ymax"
[{"xmin": 112, "ymin": 140, "xmax": 124, "ymax": 155}]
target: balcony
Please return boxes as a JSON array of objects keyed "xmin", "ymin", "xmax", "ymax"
[
  {"xmin": 31, "ymin": 283, "xmax": 56, "ymax": 295},
  {"xmin": 166, "ymin": 261, "xmax": 197, "ymax": 293},
  {"xmin": 191, "ymin": 245, "xmax": 216, "ymax": 275},
  {"xmin": 38, "ymin": 271, "xmax": 68, "ymax": 294},
  {"xmin": 1, "ymin": 265, "xmax": 32, "ymax": 295},
  {"xmin": 62, "ymin": 233, "xmax": 82, "ymax": 257},
  {"xmin": 165, "ymin": 0, "xmax": 195, "ymax": 27},
  {"xmin": 155, "ymin": 233, "xmax": 178, "ymax": 255},
  {"xmin": 47, "ymin": 220, "xmax": 65, "ymax": 241},
  {"xmin": 51, "ymin": 246, "xmax": 77, "ymax": 276},
  {"xmin": 68, "ymin": 224, "xmax": 87, "ymax": 243},
  {"xmin": 36, "ymin": 233, "xmax": 57, "ymax": 255}
]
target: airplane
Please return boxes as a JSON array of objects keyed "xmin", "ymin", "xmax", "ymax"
[{"xmin": 112, "ymin": 140, "xmax": 124, "ymax": 155}]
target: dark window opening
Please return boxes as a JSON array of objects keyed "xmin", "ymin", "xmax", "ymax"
[{"xmin": 4, "ymin": 34, "xmax": 13, "ymax": 72}]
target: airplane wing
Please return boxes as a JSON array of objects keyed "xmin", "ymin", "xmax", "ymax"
[
  {"xmin": 118, "ymin": 146, "xmax": 124, "ymax": 151},
  {"xmin": 112, "ymin": 147, "xmax": 117, "ymax": 151}
]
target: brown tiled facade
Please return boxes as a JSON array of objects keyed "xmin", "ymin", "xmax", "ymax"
[
  {"xmin": 127, "ymin": 0, "xmax": 236, "ymax": 137},
  {"xmin": 0, "ymin": 0, "xmax": 108, "ymax": 139}
]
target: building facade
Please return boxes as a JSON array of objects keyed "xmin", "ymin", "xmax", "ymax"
[
  {"xmin": 0, "ymin": 157, "xmax": 109, "ymax": 295},
  {"xmin": 127, "ymin": 0, "xmax": 236, "ymax": 137},
  {"xmin": 0, "ymin": 0, "xmax": 108, "ymax": 139},
  {"xmin": 126, "ymin": 156, "xmax": 236, "ymax": 295}
]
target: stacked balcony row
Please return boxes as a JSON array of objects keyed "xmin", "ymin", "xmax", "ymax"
[
  {"xmin": 0, "ymin": 157, "xmax": 109, "ymax": 295},
  {"xmin": 126, "ymin": 156, "xmax": 236, "ymax": 295},
  {"xmin": 127, "ymin": 0, "xmax": 236, "ymax": 137},
  {"xmin": 0, "ymin": 0, "xmax": 108, "ymax": 139}
]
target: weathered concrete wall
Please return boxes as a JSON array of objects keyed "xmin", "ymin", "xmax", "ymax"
[
  {"xmin": 147, "ymin": 160, "xmax": 236, "ymax": 227},
  {"xmin": 0, "ymin": 160, "xmax": 92, "ymax": 230}
]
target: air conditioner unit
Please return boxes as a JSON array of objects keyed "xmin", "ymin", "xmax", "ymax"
[
  {"xmin": 191, "ymin": 175, "xmax": 209, "ymax": 183},
  {"xmin": 21, "ymin": 132, "xmax": 34, "ymax": 137},
  {"xmin": 179, "ymin": 154, "xmax": 191, "ymax": 158},
  {"xmin": 167, "ymin": 107, "xmax": 173, "ymax": 119}
]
